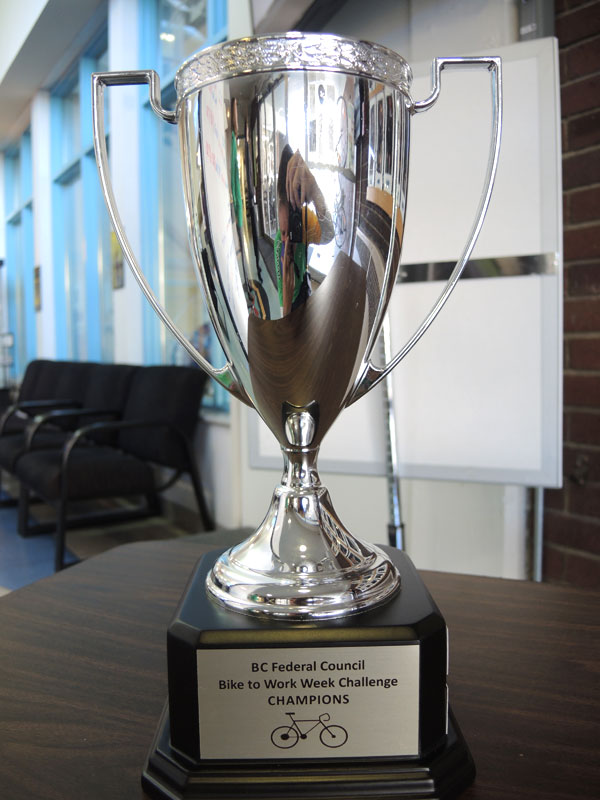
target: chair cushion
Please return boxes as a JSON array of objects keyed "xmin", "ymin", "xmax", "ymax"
[
  {"xmin": 15, "ymin": 446, "xmax": 155, "ymax": 502},
  {"xmin": 118, "ymin": 366, "xmax": 207, "ymax": 469},
  {"xmin": 0, "ymin": 430, "xmax": 72, "ymax": 471},
  {"xmin": 1, "ymin": 413, "xmax": 32, "ymax": 436},
  {"xmin": 80, "ymin": 364, "xmax": 139, "ymax": 445},
  {"xmin": 4, "ymin": 362, "xmax": 94, "ymax": 435},
  {"xmin": 18, "ymin": 360, "xmax": 54, "ymax": 401},
  {"xmin": 28, "ymin": 361, "xmax": 74, "ymax": 401}
]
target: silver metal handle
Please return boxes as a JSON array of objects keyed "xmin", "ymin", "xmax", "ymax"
[
  {"xmin": 91, "ymin": 70, "xmax": 245, "ymax": 401},
  {"xmin": 349, "ymin": 56, "xmax": 502, "ymax": 405}
]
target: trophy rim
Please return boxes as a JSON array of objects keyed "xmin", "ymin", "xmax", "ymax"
[{"xmin": 174, "ymin": 31, "xmax": 413, "ymax": 103}]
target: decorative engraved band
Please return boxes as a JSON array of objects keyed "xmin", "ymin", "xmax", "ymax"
[{"xmin": 175, "ymin": 32, "xmax": 413, "ymax": 100}]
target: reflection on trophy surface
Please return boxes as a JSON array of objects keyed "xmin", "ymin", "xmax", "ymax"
[{"xmin": 93, "ymin": 33, "xmax": 501, "ymax": 622}]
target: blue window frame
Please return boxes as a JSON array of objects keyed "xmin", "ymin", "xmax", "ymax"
[
  {"xmin": 51, "ymin": 38, "xmax": 113, "ymax": 362},
  {"xmin": 139, "ymin": 0, "xmax": 229, "ymax": 410},
  {"xmin": 4, "ymin": 131, "xmax": 35, "ymax": 380}
]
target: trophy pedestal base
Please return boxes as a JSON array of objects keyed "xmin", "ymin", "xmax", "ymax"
[
  {"xmin": 141, "ymin": 548, "xmax": 475, "ymax": 799},
  {"xmin": 142, "ymin": 705, "xmax": 474, "ymax": 800}
]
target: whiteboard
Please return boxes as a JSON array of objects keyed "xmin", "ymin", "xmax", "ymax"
[
  {"xmin": 249, "ymin": 37, "xmax": 562, "ymax": 488},
  {"xmin": 390, "ymin": 37, "xmax": 562, "ymax": 487}
]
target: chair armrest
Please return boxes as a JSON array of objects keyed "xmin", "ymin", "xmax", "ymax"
[
  {"xmin": 25, "ymin": 408, "xmax": 121, "ymax": 450},
  {"xmin": 62, "ymin": 417, "xmax": 185, "ymax": 470},
  {"xmin": 0, "ymin": 399, "xmax": 80, "ymax": 435}
]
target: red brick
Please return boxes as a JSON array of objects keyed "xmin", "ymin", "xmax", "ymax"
[
  {"xmin": 563, "ymin": 189, "xmax": 571, "ymax": 223},
  {"xmin": 564, "ymin": 223, "xmax": 600, "ymax": 260},
  {"xmin": 564, "ymin": 372, "xmax": 600, "ymax": 405},
  {"xmin": 562, "ymin": 74, "xmax": 600, "ymax": 116},
  {"xmin": 560, "ymin": 48, "xmax": 569, "ymax": 86},
  {"xmin": 569, "ymin": 409, "xmax": 600, "ymax": 445},
  {"xmin": 565, "ymin": 35, "xmax": 600, "ymax": 79},
  {"xmin": 544, "ymin": 510, "xmax": 600, "ymax": 554},
  {"xmin": 544, "ymin": 487, "xmax": 567, "ymax": 511},
  {"xmin": 564, "ymin": 550, "xmax": 600, "ymax": 588},
  {"xmin": 564, "ymin": 296, "xmax": 600, "ymax": 331},
  {"xmin": 569, "ymin": 481, "xmax": 600, "ymax": 516},
  {"xmin": 569, "ymin": 184, "xmax": 600, "ymax": 222},
  {"xmin": 565, "ymin": 443, "xmax": 600, "ymax": 479},
  {"xmin": 567, "ymin": 261, "xmax": 600, "ymax": 295},
  {"xmin": 563, "ymin": 147, "xmax": 600, "ymax": 189},
  {"xmin": 542, "ymin": 543, "xmax": 566, "ymax": 582},
  {"xmin": 567, "ymin": 111, "xmax": 600, "ymax": 151},
  {"xmin": 568, "ymin": 336, "xmax": 600, "ymax": 368},
  {"xmin": 556, "ymin": 3, "xmax": 600, "ymax": 47}
]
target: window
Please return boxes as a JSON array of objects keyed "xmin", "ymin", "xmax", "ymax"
[
  {"xmin": 3, "ymin": 132, "xmax": 35, "ymax": 379},
  {"xmin": 140, "ymin": 0, "xmax": 228, "ymax": 409},
  {"xmin": 51, "ymin": 42, "xmax": 114, "ymax": 362},
  {"xmin": 158, "ymin": 0, "xmax": 226, "ymax": 80}
]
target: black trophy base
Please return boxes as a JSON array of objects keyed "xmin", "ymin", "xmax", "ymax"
[
  {"xmin": 142, "ymin": 705, "xmax": 474, "ymax": 800},
  {"xmin": 142, "ymin": 548, "xmax": 475, "ymax": 799}
]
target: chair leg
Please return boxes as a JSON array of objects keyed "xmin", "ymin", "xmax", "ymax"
[
  {"xmin": 0, "ymin": 468, "xmax": 17, "ymax": 506},
  {"xmin": 54, "ymin": 499, "xmax": 68, "ymax": 572},
  {"xmin": 18, "ymin": 483, "xmax": 31, "ymax": 536},
  {"xmin": 188, "ymin": 455, "xmax": 214, "ymax": 531},
  {"xmin": 146, "ymin": 491, "xmax": 161, "ymax": 516}
]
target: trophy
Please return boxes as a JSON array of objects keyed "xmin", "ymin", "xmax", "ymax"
[{"xmin": 93, "ymin": 33, "xmax": 501, "ymax": 799}]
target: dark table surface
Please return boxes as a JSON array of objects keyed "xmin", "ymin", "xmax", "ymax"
[{"xmin": 0, "ymin": 535, "xmax": 598, "ymax": 799}]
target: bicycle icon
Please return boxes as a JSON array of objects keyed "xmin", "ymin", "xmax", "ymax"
[{"xmin": 270, "ymin": 712, "xmax": 348, "ymax": 749}]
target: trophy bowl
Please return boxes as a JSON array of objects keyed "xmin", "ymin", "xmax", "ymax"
[{"xmin": 92, "ymin": 33, "xmax": 501, "ymax": 621}]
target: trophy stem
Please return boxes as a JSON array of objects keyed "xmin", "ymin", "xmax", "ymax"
[{"xmin": 206, "ymin": 445, "xmax": 400, "ymax": 620}]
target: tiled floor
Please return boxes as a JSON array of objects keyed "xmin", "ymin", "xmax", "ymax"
[
  {"xmin": 0, "ymin": 482, "xmax": 193, "ymax": 591},
  {"xmin": 0, "ymin": 492, "xmax": 247, "ymax": 593},
  {"xmin": 0, "ymin": 502, "xmax": 80, "ymax": 591},
  {"xmin": 0, "ymin": 507, "xmax": 61, "ymax": 590}
]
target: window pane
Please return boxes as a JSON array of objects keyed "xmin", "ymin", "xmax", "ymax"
[
  {"xmin": 158, "ymin": 0, "xmax": 208, "ymax": 79},
  {"xmin": 62, "ymin": 174, "xmax": 86, "ymax": 360},
  {"xmin": 60, "ymin": 83, "xmax": 81, "ymax": 166},
  {"xmin": 7, "ymin": 151, "xmax": 21, "ymax": 212},
  {"xmin": 159, "ymin": 112, "xmax": 227, "ymax": 408},
  {"xmin": 7, "ymin": 219, "xmax": 26, "ymax": 371},
  {"xmin": 98, "ymin": 187, "xmax": 114, "ymax": 362}
]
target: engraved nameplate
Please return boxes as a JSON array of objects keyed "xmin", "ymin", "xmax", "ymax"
[{"xmin": 197, "ymin": 645, "xmax": 420, "ymax": 759}]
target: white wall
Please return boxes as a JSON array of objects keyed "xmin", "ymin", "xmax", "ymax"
[
  {"xmin": 108, "ymin": 0, "xmax": 145, "ymax": 365},
  {"xmin": 0, "ymin": 153, "xmax": 6, "ymax": 338},
  {"xmin": 0, "ymin": 154, "xmax": 4, "ymax": 260},
  {"xmin": 31, "ymin": 91, "xmax": 55, "ymax": 356},
  {"xmin": 325, "ymin": 0, "xmax": 518, "ymax": 62}
]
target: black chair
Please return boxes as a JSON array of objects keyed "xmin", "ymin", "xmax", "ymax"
[
  {"xmin": 14, "ymin": 365, "xmax": 214, "ymax": 570},
  {"xmin": 0, "ymin": 364, "xmax": 140, "ymax": 520},
  {"xmin": 0, "ymin": 363, "xmax": 139, "ymax": 479},
  {"xmin": 0, "ymin": 360, "xmax": 93, "ymax": 437},
  {"xmin": 0, "ymin": 361, "xmax": 97, "ymax": 502}
]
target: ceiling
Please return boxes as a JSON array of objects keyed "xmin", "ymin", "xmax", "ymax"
[{"xmin": 0, "ymin": 0, "xmax": 105, "ymax": 148}]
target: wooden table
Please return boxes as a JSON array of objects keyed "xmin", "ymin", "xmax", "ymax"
[{"xmin": 0, "ymin": 536, "xmax": 598, "ymax": 799}]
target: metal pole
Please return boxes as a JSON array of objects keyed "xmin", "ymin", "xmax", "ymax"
[
  {"xmin": 382, "ymin": 319, "xmax": 404, "ymax": 549},
  {"xmin": 533, "ymin": 487, "xmax": 544, "ymax": 582}
]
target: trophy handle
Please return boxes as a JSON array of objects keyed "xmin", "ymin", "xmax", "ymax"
[
  {"xmin": 349, "ymin": 56, "xmax": 502, "ymax": 405},
  {"xmin": 91, "ymin": 70, "xmax": 248, "ymax": 403}
]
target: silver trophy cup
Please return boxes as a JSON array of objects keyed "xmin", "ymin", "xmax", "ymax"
[{"xmin": 93, "ymin": 33, "xmax": 501, "ymax": 621}]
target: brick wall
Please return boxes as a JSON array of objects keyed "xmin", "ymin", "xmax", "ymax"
[{"xmin": 543, "ymin": 0, "xmax": 600, "ymax": 587}]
